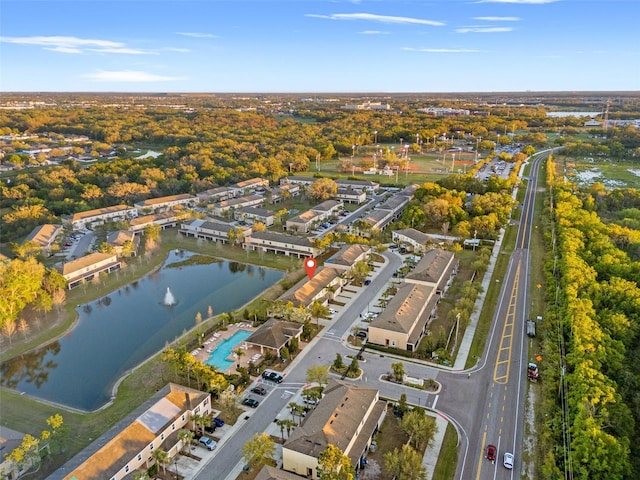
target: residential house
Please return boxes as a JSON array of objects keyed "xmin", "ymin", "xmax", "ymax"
[
  {"xmin": 53, "ymin": 384, "xmax": 211, "ymax": 480},
  {"xmin": 282, "ymin": 380, "xmax": 386, "ymax": 479},
  {"xmin": 179, "ymin": 219, "xmax": 250, "ymax": 244},
  {"xmin": 392, "ymin": 228, "xmax": 433, "ymax": 254},
  {"xmin": 323, "ymin": 244, "xmax": 372, "ymax": 272},
  {"xmin": 278, "ymin": 267, "xmax": 346, "ymax": 308},
  {"xmin": 270, "ymin": 183, "xmax": 301, "ymax": 204},
  {"xmin": 196, "ymin": 186, "xmax": 232, "ymax": 204},
  {"xmin": 70, "ymin": 205, "xmax": 138, "ymax": 230},
  {"xmin": 23, "ymin": 224, "xmax": 63, "ymax": 255},
  {"xmin": 367, "ymin": 282, "xmax": 439, "ymax": 351},
  {"xmin": 367, "ymin": 248, "xmax": 458, "ymax": 351},
  {"xmin": 212, "ymin": 194, "xmax": 264, "ymax": 217},
  {"xmin": 128, "ymin": 210, "xmax": 182, "ymax": 234},
  {"xmin": 228, "ymin": 178, "xmax": 269, "ymax": 197},
  {"xmin": 60, "ymin": 253, "xmax": 121, "ymax": 289},
  {"xmin": 134, "ymin": 194, "xmax": 196, "ymax": 213},
  {"xmin": 353, "ymin": 209, "xmax": 394, "ymax": 236},
  {"xmin": 244, "ymin": 231, "xmax": 321, "ymax": 258},
  {"xmin": 377, "ymin": 195, "xmax": 410, "ymax": 221},
  {"xmin": 106, "ymin": 230, "xmax": 140, "ymax": 256},
  {"xmin": 279, "ymin": 176, "xmax": 315, "ymax": 188},
  {"xmin": 285, "ymin": 210, "xmax": 322, "ymax": 234},
  {"xmin": 335, "ymin": 179, "xmax": 379, "ymax": 194},
  {"xmin": 336, "ymin": 187, "xmax": 366, "ymax": 204},
  {"xmin": 404, "ymin": 249, "xmax": 458, "ymax": 295},
  {"xmin": 310, "ymin": 199, "xmax": 343, "ymax": 217},
  {"xmin": 244, "ymin": 318, "xmax": 304, "ymax": 358},
  {"xmin": 235, "ymin": 207, "xmax": 275, "ymax": 227}
]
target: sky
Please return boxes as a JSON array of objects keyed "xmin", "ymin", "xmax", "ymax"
[{"xmin": 1, "ymin": 0, "xmax": 639, "ymax": 93}]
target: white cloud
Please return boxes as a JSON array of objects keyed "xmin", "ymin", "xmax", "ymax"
[
  {"xmin": 403, "ymin": 47, "xmax": 481, "ymax": 53},
  {"xmin": 87, "ymin": 47, "xmax": 157, "ymax": 55},
  {"xmin": 473, "ymin": 16, "xmax": 521, "ymax": 21},
  {"xmin": 175, "ymin": 32, "xmax": 217, "ymax": 38},
  {"xmin": 306, "ymin": 13, "xmax": 445, "ymax": 27},
  {"xmin": 83, "ymin": 70, "xmax": 184, "ymax": 82},
  {"xmin": 0, "ymin": 35, "xmax": 155, "ymax": 55},
  {"xmin": 456, "ymin": 27, "xmax": 513, "ymax": 33},
  {"xmin": 358, "ymin": 30, "xmax": 390, "ymax": 35},
  {"xmin": 165, "ymin": 47, "xmax": 191, "ymax": 53}
]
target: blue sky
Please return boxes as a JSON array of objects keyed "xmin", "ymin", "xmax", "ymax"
[{"xmin": 1, "ymin": 0, "xmax": 638, "ymax": 93}]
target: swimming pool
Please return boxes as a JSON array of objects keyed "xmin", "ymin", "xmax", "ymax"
[{"xmin": 205, "ymin": 329, "xmax": 252, "ymax": 370}]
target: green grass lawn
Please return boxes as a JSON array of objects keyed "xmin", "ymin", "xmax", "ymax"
[
  {"xmin": 561, "ymin": 155, "xmax": 640, "ymax": 188},
  {"xmin": 432, "ymin": 422, "xmax": 458, "ymax": 480}
]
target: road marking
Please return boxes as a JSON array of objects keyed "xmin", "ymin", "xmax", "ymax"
[
  {"xmin": 432, "ymin": 395, "xmax": 439, "ymax": 410},
  {"xmin": 493, "ymin": 259, "xmax": 521, "ymax": 384},
  {"xmin": 476, "ymin": 430, "xmax": 488, "ymax": 480}
]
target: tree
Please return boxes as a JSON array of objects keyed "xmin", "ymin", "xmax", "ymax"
[
  {"xmin": 383, "ymin": 444, "xmax": 427, "ymax": 480},
  {"xmin": 306, "ymin": 364, "xmax": 330, "ymax": 388},
  {"xmin": 178, "ymin": 429, "xmax": 195, "ymax": 454},
  {"xmin": 333, "ymin": 353, "xmax": 345, "ymax": 371},
  {"xmin": 242, "ymin": 432, "xmax": 276, "ymax": 470},
  {"xmin": 346, "ymin": 357, "xmax": 360, "ymax": 377},
  {"xmin": 317, "ymin": 444, "xmax": 354, "ymax": 480},
  {"xmin": 309, "ymin": 178, "xmax": 338, "ymax": 200},
  {"xmin": 152, "ymin": 448, "xmax": 169, "ymax": 475},
  {"xmin": 391, "ymin": 361, "xmax": 405, "ymax": 382},
  {"xmin": 309, "ymin": 299, "xmax": 330, "ymax": 328},
  {"xmin": 401, "ymin": 409, "xmax": 437, "ymax": 451},
  {"xmin": 350, "ymin": 260, "xmax": 370, "ymax": 285}
]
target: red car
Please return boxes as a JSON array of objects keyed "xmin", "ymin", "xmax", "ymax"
[{"xmin": 486, "ymin": 444, "xmax": 497, "ymax": 462}]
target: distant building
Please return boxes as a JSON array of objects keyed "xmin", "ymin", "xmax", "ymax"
[
  {"xmin": 106, "ymin": 230, "xmax": 140, "ymax": 256},
  {"xmin": 60, "ymin": 253, "xmax": 121, "ymax": 289},
  {"xmin": 392, "ymin": 228, "xmax": 433, "ymax": 254},
  {"xmin": 70, "ymin": 205, "xmax": 138, "ymax": 230},
  {"xmin": 235, "ymin": 207, "xmax": 275, "ymax": 227},
  {"xmin": 23, "ymin": 224, "xmax": 63, "ymax": 255},
  {"xmin": 245, "ymin": 231, "xmax": 320, "ymax": 258},
  {"xmin": 212, "ymin": 194, "xmax": 264, "ymax": 216},
  {"xmin": 134, "ymin": 194, "xmax": 196, "ymax": 213}
]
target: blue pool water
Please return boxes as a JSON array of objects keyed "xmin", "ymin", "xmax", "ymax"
[{"xmin": 205, "ymin": 329, "xmax": 253, "ymax": 370}]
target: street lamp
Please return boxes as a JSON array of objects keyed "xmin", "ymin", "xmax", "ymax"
[
  {"xmin": 352, "ymin": 144, "xmax": 356, "ymax": 159},
  {"xmin": 374, "ymin": 130, "xmax": 378, "ymax": 144},
  {"xmin": 174, "ymin": 458, "xmax": 179, "ymax": 480}
]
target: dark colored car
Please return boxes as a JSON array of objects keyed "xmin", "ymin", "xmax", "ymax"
[
  {"xmin": 213, "ymin": 417, "xmax": 225, "ymax": 428},
  {"xmin": 251, "ymin": 385, "xmax": 267, "ymax": 396},
  {"xmin": 356, "ymin": 331, "xmax": 367, "ymax": 339},
  {"xmin": 242, "ymin": 398, "xmax": 260, "ymax": 408},
  {"xmin": 262, "ymin": 370, "xmax": 284, "ymax": 383},
  {"xmin": 204, "ymin": 424, "xmax": 216, "ymax": 433},
  {"xmin": 364, "ymin": 279, "xmax": 371, "ymax": 286},
  {"xmin": 486, "ymin": 444, "xmax": 497, "ymax": 462}
]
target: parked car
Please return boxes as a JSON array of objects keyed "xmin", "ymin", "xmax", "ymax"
[
  {"xmin": 364, "ymin": 279, "xmax": 371, "ymax": 286},
  {"xmin": 242, "ymin": 398, "xmax": 260, "ymax": 408},
  {"xmin": 204, "ymin": 424, "xmax": 216, "ymax": 433},
  {"xmin": 356, "ymin": 331, "xmax": 367, "ymax": 339},
  {"xmin": 486, "ymin": 444, "xmax": 497, "ymax": 462},
  {"xmin": 199, "ymin": 436, "xmax": 217, "ymax": 451},
  {"xmin": 251, "ymin": 385, "xmax": 267, "ymax": 396},
  {"xmin": 503, "ymin": 452, "xmax": 514, "ymax": 469},
  {"xmin": 213, "ymin": 417, "xmax": 225, "ymax": 428},
  {"xmin": 262, "ymin": 370, "xmax": 283, "ymax": 383}
]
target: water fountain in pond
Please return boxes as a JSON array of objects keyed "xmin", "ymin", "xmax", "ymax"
[{"xmin": 164, "ymin": 287, "xmax": 176, "ymax": 306}]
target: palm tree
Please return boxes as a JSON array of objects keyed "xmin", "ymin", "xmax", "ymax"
[
  {"xmin": 178, "ymin": 429, "xmax": 194, "ymax": 454},
  {"xmin": 309, "ymin": 300, "xmax": 329, "ymax": 328},
  {"xmin": 152, "ymin": 448, "xmax": 169, "ymax": 475}
]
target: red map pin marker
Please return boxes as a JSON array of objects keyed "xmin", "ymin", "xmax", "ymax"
[{"xmin": 304, "ymin": 258, "xmax": 317, "ymax": 280}]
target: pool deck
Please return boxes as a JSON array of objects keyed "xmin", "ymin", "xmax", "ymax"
[{"xmin": 189, "ymin": 323, "xmax": 262, "ymax": 375}]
